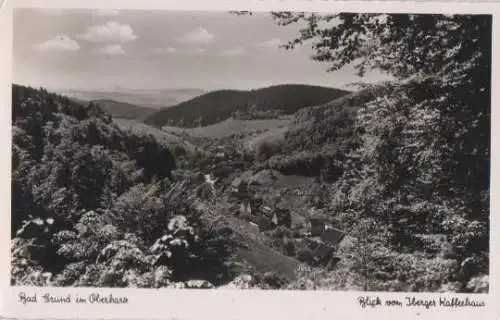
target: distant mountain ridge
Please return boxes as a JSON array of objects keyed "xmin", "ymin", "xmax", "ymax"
[
  {"xmin": 55, "ymin": 88, "xmax": 205, "ymax": 109},
  {"xmin": 91, "ymin": 99, "xmax": 157, "ymax": 120},
  {"xmin": 144, "ymin": 84, "xmax": 350, "ymax": 128}
]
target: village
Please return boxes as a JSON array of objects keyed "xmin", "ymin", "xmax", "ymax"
[
  {"xmin": 10, "ymin": 8, "xmax": 490, "ymax": 294},
  {"xmin": 179, "ymin": 142, "xmax": 357, "ymax": 272}
]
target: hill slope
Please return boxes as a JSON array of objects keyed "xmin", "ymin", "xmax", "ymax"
[
  {"xmin": 92, "ymin": 99, "xmax": 156, "ymax": 120},
  {"xmin": 258, "ymin": 80, "xmax": 489, "ymax": 291},
  {"xmin": 162, "ymin": 117, "xmax": 292, "ymax": 139},
  {"xmin": 10, "ymin": 84, "xmax": 242, "ymax": 288},
  {"xmin": 144, "ymin": 84, "xmax": 349, "ymax": 128},
  {"xmin": 113, "ymin": 118, "xmax": 198, "ymax": 153},
  {"xmin": 56, "ymin": 88, "xmax": 205, "ymax": 109}
]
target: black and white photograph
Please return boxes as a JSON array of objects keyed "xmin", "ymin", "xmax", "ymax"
[{"xmin": 10, "ymin": 7, "xmax": 491, "ymax": 294}]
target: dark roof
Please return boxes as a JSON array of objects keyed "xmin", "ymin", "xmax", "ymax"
[
  {"xmin": 309, "ymin": 217, "xmax": 325, "ymax": 225},
  {"xmin": 320, "ymin": 228, "xmax": 346, "ymax": 245},
  {"xmin": 314, "ymin": 243, "xmax": 335, "ymax": 259}
]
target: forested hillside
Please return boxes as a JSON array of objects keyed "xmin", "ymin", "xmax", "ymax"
[
  {"xmin": 249, "ymin": 12, "xmax": 491, "ymax": 291},
  {"xmin": 11, "ymin": 84, "xmax": 235, "ymax": 287},
  {"xmin": 65, "ymin": 97, "xmax": 158, "ymax": 121},
  {"xmin": 144, "ymin": 84, "xmax": 349, "ymax": 128},
  {"xmin": 91, "ymin": 99, "xmax": 156, "ymax": 120},
  {"xmin": 255, "ymin": 80, "xmax": 489, "ymax": 291}
]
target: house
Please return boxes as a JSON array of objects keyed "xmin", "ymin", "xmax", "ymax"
[
  {"xmin": 313, "ymin": 243, "xmax": 336, "ymax": 266},
  {"xmin": 305, "ymin": 225, "xmax": 349, "ymax": 268},
  {"xmin": 240, "ymin": 199, "xmax": 252, "ymax": 216},
  {"xmin": 249, "ymin": 197, "xmax": 264, "ymax": 210},
  {"xmin": 261, "ymin": 206, "xmax": 275, "ymax": 225},
  {"xmin": 274, "ymin": 207, "xmax": 292, "ymax": 228},
  {"xmin": 320, "ymin": 227, "xmax": 346, "ymax": 246},
  {"xmin": 212, "ymin": 164, "xmax": 233, "ymax": 179},
  {"xmin": 302, "ymin": 237, "xmax": 321, "ymax": 252},
  {"xmin": 307, "ymin": 217, "xmax": 326, "ymax": 236},
  {"xmin": 262, "ymin": 206, "xmax": 273, "ymax": 217}
]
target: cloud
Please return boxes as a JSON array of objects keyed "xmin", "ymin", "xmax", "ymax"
[
  {"xmin": 257, "ymin": 38, "xmax": 284, "ymax": 50},
  {"xmin": 93, "ymin": 44, "xmax": 125, "ymax": 55},
  {"xmin": 152, "ymin": 47, "xmax": 177, "ymax": 54},
  {"xmin": 220, "ymin": 47, "xmax": 246, "ymax": 56},
  {"xmin": 35, "ymin": 35, "xmax": 80, "ymax": 52},
  {"xmin": 177, "ymin": 28, "xmax": 215, "ymax": 45},
  {"xmin": 93, "ymin": 9, "xmax": 121, "ymax": 16},
  {"xmin": 79, "ymin": 21, "xmax": 137, "ymax": 43}
]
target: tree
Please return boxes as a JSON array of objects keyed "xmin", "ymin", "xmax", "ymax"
[
  {"xmin": 270, "ymin": 12, "xmax": 491, "ymax": 199},
  {"xmin": 11, "ymin": 85, "xmax": 236, "ymax": 288},
  {"xmin": 262, "ymin": 12, "xmax": 491, "ymax": 290}
]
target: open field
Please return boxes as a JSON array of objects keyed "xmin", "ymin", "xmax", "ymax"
[
  {"xmin": 162, "ymin": 117, "xmax": 292, "ymax": 139},
  {"xmin": 113, "ymin": 118, "xmax": 198, "ymax": 152}
]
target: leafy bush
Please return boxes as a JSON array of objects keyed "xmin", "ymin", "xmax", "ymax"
[
  {"xmin": 255, "ymin": 140, "xmax": 283, "ymax": 162},
  {"xmin": 296, "ymin": 248, "xmax": 315, "ymax": 265},
  {"xmin": 11, "ymin": 85, "xmax": 235, "ymax": 288}
]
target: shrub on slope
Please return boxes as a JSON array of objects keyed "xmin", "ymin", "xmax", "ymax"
[
  {"xmin": 281, "ymin": 78, "xmax": 489, "ymax": 292},
  {"xmin": 11, "ymin": 85, "xmax": 234, "ymax": 287}
]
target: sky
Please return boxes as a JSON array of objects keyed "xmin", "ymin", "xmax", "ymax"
[{"xmin": 13, "ymin": 9, "xmax": 388, "ymax": 91}]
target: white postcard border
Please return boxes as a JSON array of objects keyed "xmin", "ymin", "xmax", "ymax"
[{"xmin": 0, "ymin": 1, "xmax": 499, "ymax": 319}]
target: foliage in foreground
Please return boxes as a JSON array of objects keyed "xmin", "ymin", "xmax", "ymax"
[
  {"xmin": 11, "ymin": 85, "xmax": 235, "ymax": 287},
  {"xmin": 264, "ymin": 12, "xmax": 491, "ymax": 292}
]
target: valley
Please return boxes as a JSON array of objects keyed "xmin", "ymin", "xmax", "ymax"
[
  {"xmin": 11, "ymin": 79, "xmax": 490, "ymax": 292},
  {"xmin": 9, "ymin": 8, "xmax": 492, "ymax": 298}
]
